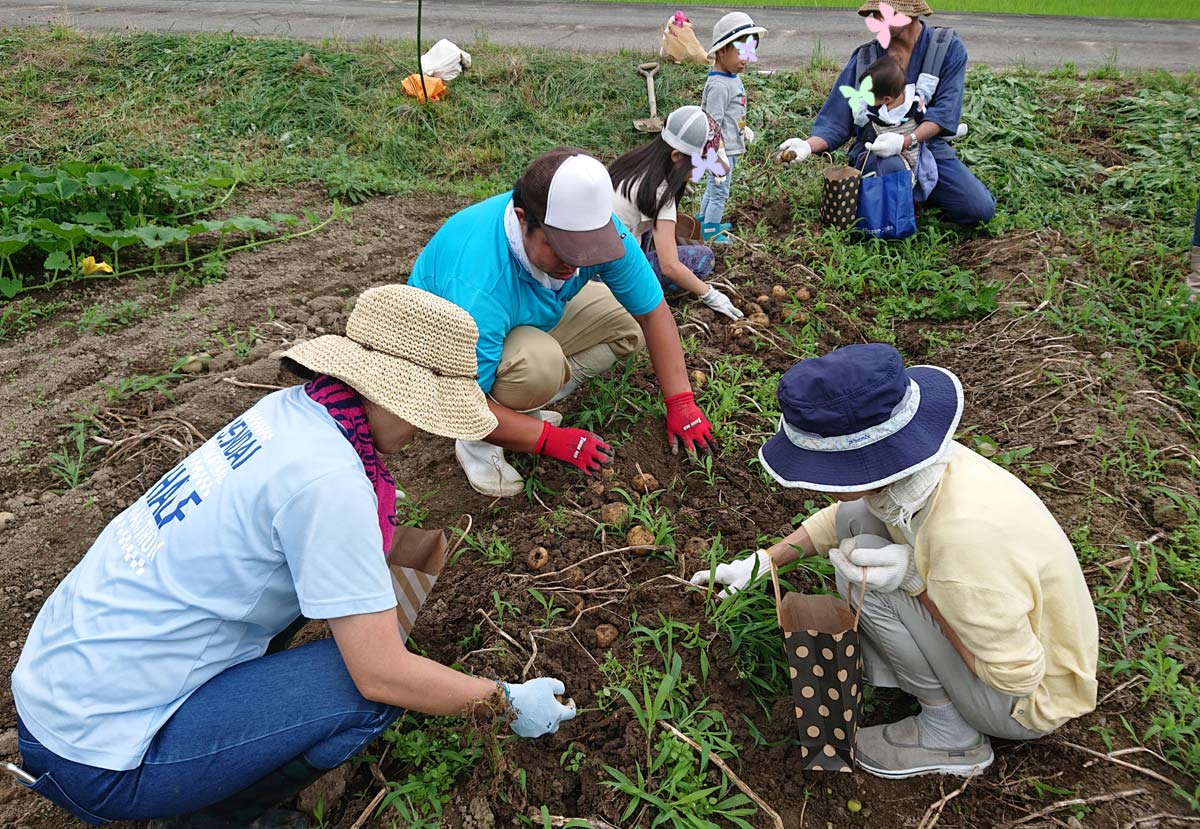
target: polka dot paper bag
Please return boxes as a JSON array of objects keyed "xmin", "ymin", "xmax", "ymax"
[
  {"xmin": 818, "ymin": 164, "xmax": 862, "ymax": 231},
  {"xmin": 770, "ymin": 561, "xmax": 864, "ymax": 773}
]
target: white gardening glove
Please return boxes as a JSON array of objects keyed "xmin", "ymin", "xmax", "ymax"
[
  {"xmin": 699, "ymin": 286, "xmax": 744, "ymax": 320},
  {"xmin": 689, "ymin": 549, "xmax": 771, "ymax": 599},
  {"xmin": 741, "ymin": 125, "xmax": 756, "ymax": 144},
  {"xmin": 864, "ymin": 131, "xmax": 905, "ymax": 158},
  {"xmin": 502, "ymin": 677, "xmax": 577, "ymax": 738},
  {"xmin": 828, "ymin": 537, "xmax": 922, "ymax": 594},
  {"xmin": 947, "ymin": 123, "xmax": 969, "ymax": 141},
  {"xmin": 776, "ymin": 137, "xmax": 813, "ymax": 164}
]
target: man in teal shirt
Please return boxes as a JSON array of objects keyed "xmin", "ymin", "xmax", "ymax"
[{"xmin": 409, "ymin": 147, "xmax": 715, "ymax": 496}]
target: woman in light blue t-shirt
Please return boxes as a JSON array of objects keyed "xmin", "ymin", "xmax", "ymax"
[{"xmin": 9, "ymin": 286, "xmax": 576, "ymax": 829}]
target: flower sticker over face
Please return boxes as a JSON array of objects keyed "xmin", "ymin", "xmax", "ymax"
[
  {"xmin": 865, "ymin": 3, "xmax": 912, "ymax": 49},
  {"xmin": 839, "ymin": 76, "xmax": 875, "ymax": 111},
  {"xmin": 690, "ymin": 148, "xmax": 724, "ymax": 183},
  {"xmin": 736, "ymin": 36, "xmax": 759, "ymax": 62}
]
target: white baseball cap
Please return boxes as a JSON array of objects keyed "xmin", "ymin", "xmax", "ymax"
[
  {"xmin": 709, "ymin": 12, "xmax": 768, "ymax": 55},
  {"xmin": 517, "ymin": 148, "xmax": 625, "ymax": 267}
]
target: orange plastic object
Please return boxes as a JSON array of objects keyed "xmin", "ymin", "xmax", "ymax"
[{"xmin": 401, "ymin": 73, "xmax": 447, "ymax": 102}]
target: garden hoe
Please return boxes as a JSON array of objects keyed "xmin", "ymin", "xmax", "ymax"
[{"xmin": 634, "ymin": 62, "xmax": 664, "ymax": 133}]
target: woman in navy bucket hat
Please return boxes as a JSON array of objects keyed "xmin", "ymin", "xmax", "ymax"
[{"xmin": 691, "ymin": 344, "xmax": 1099, "ymax": 780}]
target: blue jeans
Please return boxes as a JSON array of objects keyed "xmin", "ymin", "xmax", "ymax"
[
  {"xmin": 639, "ymin": 231, "xmax": 715, "ymax": 295},
  {"xmin": 853, "ymin": 139, "xmax": 995, "ymax": 227},
  {"xmin": 16, "ymin": 638, "xmax": 401, "ymax": 824},
  {"xmin": 699, "ymin": 154, "xmax": 738, "ymax": 225}
]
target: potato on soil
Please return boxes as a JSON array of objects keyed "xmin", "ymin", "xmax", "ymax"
[
  {"xmin": 594, "ymin": 624, "xmax": 619, "ymax": 648},
  {"xmin": 599, "ymin": 501, "xmax": 629, "ymax": 527},
  {"xmin": 771, "ymin": 284, "xmax": 788, "ymax": 299},
  {"xmin": 626, "ymin": 525, "xmax": 655, "ymax": 552},
  {"xmin": 526, "ymin": 546, "xmax": 549, "ymax": 571},
  {"xmin": 747, "ymin": 312, "xmax": 771, "ymax": 327},
  {"xmin": 683, "ymin": 536, "xmax": 710, "ymax": 557},
  {"xmin": 756, "ymin": 293, "xmax": 771, "ymax": 305},
  {"xmin": 690, "ymin": 369, "xmax": 707, "ymax": 388},
  {"xmin": 744, "ymin": 302, "xmax": 763, "ymax": 316},
  {"xmin": 795, "ymin": 287, "xmax": 812, "ymax": 302},
  {"xmin": 631, "ymin": 472, "xmax": 658, "ymax": 494},
  {"xmin": 178, "ymin": 354, "xmax": 209, "ymax": 374}
]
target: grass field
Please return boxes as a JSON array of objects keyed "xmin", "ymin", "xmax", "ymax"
[
  {"xmin": 0, "ymin": 23, "xmax": 1198, "ymax": 829},
  {"xmin": 580, "ymin": 0, "xmax": 1200, "ymax": 20}
]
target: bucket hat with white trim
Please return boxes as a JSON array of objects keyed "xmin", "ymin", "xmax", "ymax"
[{"xmin": 758, "ymin": 343, "xmax": 963, "ymax": 492}]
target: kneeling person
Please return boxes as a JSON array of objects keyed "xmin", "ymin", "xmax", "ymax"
[
  {"xmin": 410, "ymin": 147, "xmax": 714, "ymax": 497},
  {"xmin": 691, "ymin": 344, "xmax": 1098, "ymax": 778}
]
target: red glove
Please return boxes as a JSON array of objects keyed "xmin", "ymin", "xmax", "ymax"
[
  {"xmin": 665, "ymin": 392, "xmax": 716, "ymax": 455},
  {"xmin": 534, "ymin": 422, "xmax": 612, "ymax": 475}
]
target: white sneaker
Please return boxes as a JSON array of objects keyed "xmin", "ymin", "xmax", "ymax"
[{"xmin": 454, "ymin": 439, "xmax": 525, "ymax": 498}]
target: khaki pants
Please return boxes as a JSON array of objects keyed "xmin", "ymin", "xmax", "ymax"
[
  {"xmin": 834, "ymin": 499, "xmax": 1049, "ymax": 741},
  {"xmin": 489, "ymin": 281, "xmax": 645, "ymax": 411}
]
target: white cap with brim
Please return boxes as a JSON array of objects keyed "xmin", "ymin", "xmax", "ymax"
[
  {"xmin": 542, "ymin": 154, "xmax": 626, "ymax": 267},
  {"xmin": 709, "ymin": 12, "xmax": 768, "ymax": 55}
]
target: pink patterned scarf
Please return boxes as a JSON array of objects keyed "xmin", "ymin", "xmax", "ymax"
[{"xmin": 305, "ymin": 374, "xmax": 396, "ymax": 554}]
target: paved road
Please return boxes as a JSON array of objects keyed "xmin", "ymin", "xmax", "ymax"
[{"xmin": 2, "ymin": 1, "xmax": 1197, "ymax": 71}]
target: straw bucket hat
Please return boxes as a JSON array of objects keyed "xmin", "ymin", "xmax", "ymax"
[
  {"xmin": 857, "ymin": 0, "xmax": 932, "ymax": 17},
  {"xmin": 283, "ymin": 285, "xmax": 497, "ymax": 440}
]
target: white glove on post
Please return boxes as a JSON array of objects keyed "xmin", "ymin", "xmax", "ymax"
[
  {"xmin": 700, "ymin": 286, "xmax": 744, "ymax": 320},
  {"xmin": 776, "ymin": 137, "xmax": 813, "ymax": 164},
  {"xmin": 828, "ymin": 537, "xmax": 923, "ymax": 594},
  {"xmin": 689, "ymin": 549, "xmax": 771, "ymax": 599},
  {"xmin": 741, "ymin": 125, "xmax": 756, "ymax": 144},
  {"xmin": 864, "ymin": 131, "xmax": 905, "ymax": 158},
  {"xmin": 947, "ymin": 123, "xmax": 969, "ymax": 141}
]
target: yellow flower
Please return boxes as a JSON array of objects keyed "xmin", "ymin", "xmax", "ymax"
[{"xmin": 80, "ymin": 256, "xmax": 114, "ymax": 275}]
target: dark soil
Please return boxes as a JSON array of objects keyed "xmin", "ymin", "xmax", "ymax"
[{"xmin": 0, "ymin": 187, "xmax": 1196, "ymax": 829}]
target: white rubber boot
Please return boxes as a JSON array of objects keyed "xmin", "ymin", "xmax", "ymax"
[
  {"xmin": 454, "ymin": 412, "xmax": 563, "ymax": 497},
  {"xmin": 547, "ymin": 343, "xmax": 618, "ymax": 405},
  {"xmin": 455, "ymin": 439, "xmax": 525, "ymax": 497}
]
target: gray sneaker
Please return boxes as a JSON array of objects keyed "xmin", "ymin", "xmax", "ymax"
[{"xmin": 855, "ymin": 716, "xmax": 993, "ymax": 779}]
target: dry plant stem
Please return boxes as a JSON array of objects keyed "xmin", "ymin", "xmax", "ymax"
[
  {"xmin": 521, "ymin": 598, "xmax": 621, "ymax": 679},
  {"xmin": 350, "ymin": 787, "xmax": 388, "ymax": 829},
  {"xmin": 1058, "ymin": 741, "xmax": 1181, "ymax": 789},
  {"xmin": 916, "ymin": 768, "xmax": 979, "ymax": 829},
  {"xmin": 1003, "ymin": 789, "xmax": 1146, "ymax": 828},
  {"xmin": 530, "ymin": 546, "xmax": 663, "ymax": 580},
  {"xmin": 477, "ymin": 609, "xmax": 528, "ymax": 653},
  {"xmin": 659, "ymin": 721, "xmax": 784, "ymax": 829},
  {"xmin": 220, "ymin": 377, "xmax": 286, "ymax": 391}
]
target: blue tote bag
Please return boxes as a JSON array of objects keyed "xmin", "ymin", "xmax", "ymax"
[{"xmin": 855, "ymin": 160, "xmax": 917, "ymax": 241}]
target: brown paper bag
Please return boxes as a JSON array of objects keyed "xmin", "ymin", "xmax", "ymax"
[
  {"xmin": 819, "ymin": 163, "xmax": 862, "ymax": 230},
  {"xmin": 660, "ymin": 19, "xmax": 711, "ymax": 66},
  {"xmin": 388, "ymin": 522, "xmax": 460, "ymax": 641},
  {"xmin": 770, "ymin": 561, "xmax": 865, "ymax": 772}
]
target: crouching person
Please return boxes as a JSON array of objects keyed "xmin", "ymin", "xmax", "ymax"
[
  {"xmin": 691, "ymin": 344, "xmax": 1098, "ymax": 778},
  {"xmin": 9, "ymin": 286, "xmax": 576, "ymax": 828}
]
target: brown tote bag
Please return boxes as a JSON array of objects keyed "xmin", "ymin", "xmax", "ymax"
[
  {"xmin": 818, "ymin": 155, "xmax": 862, "ymax": 231},
  {"xmin": 770, "ymin": 559, "xmax": 866, "ymax": 772},
  {"xmin": 388, "ymin": 516, "xmax": 470, "ymax": 642}
]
